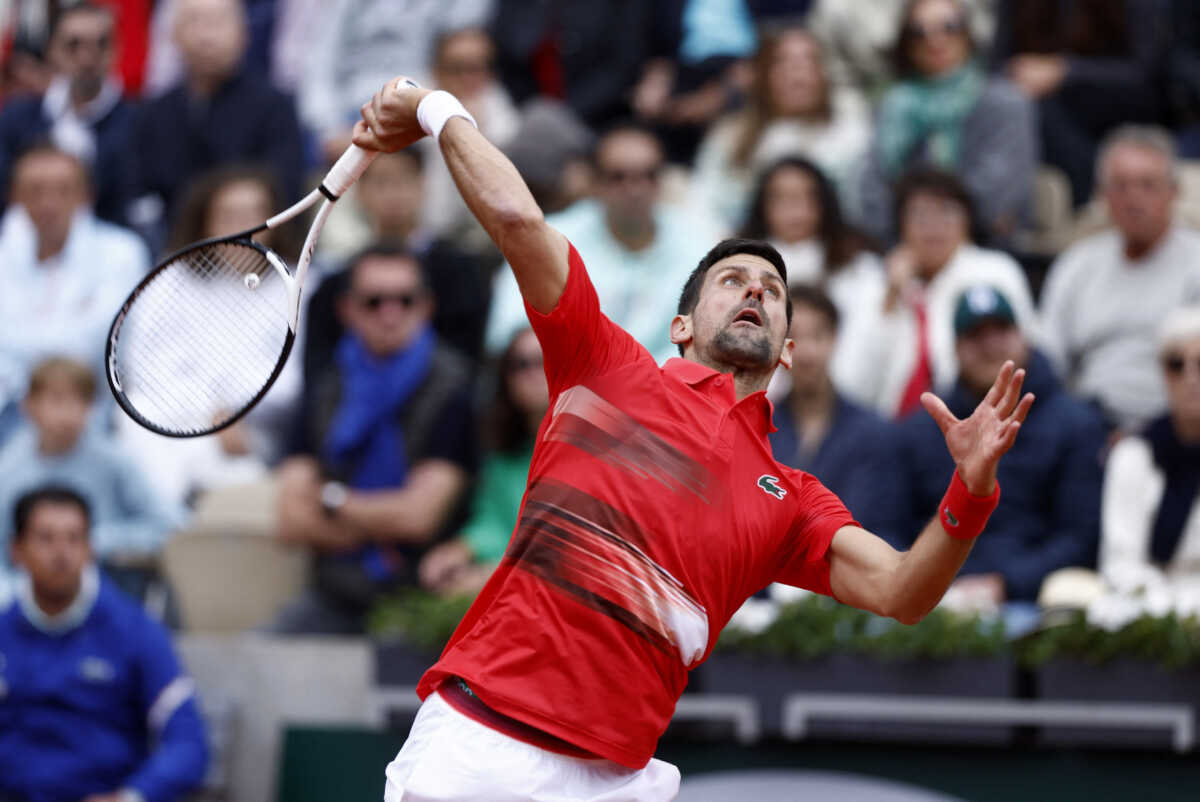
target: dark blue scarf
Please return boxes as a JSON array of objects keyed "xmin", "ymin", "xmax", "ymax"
[
  {"xmin": 323, "ymin": 325, "xmax": 436, "ymax": 489},
  {"xmin": 1146, "ymin": 415, "xmax": 1200, "ymax": 565},
  {"xmin": 323, "ymin": 326, "xmax": 435, "ymax": 582}
]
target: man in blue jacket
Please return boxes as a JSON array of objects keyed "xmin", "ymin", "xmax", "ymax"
[
  {"xmin": 881, "ymin": 285, "xmax": 1106, "ymax": 603},
  {"xmin": 0, "ymin": 486, "xmax": 207, "ymax": 802}
]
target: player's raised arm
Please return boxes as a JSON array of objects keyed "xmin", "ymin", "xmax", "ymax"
[
  {"xmin": 353, "ymin": 79, "xmax": 569, "ymax": 314},
  {"xmin": 826, "ymin": 361, "xmax": 1035, "ymax": 624}
]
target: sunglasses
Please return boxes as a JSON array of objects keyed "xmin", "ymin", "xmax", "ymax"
[
  {"xmin": 600, "ymin": 166, "xmax": 661, "ymax": 184},
  {"xmin": 1163, "ymin": 353, "xmax": 1200, "ymax": 377},
  {"xmin": 357, "ymin": 292, "xmax": 423, "ymax": 311},
  {"xmin": 907, "ymin": 18, "xmax": 966, "ymax": 41}
]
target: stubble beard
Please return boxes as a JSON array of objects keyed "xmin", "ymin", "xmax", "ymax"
[{"xmin": 710, "ymin": 322, "xmax": 775, "ymax": 371}]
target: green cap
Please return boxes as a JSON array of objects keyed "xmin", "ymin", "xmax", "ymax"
[{"xmin": 954, "ymin": 285, "xmax": 1016, "ymax": 337}]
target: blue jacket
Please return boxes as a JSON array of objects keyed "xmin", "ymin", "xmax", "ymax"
[
  {"xmin": 770, "ymin": 391, "xmax": 896, "ymax": 533},
  {"xmin": 0, "ymin": 93, "xmax": 137, "ymax": 226},
  {"xmin": 880, "ymin": 349, "xmax": 1106, "ymax": 600},
  {"xmin": 0, "ymin": 569, "xmax": 208, "ymax": 802}
]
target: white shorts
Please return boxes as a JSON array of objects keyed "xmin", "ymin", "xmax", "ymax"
[{"xmin": 383, "ymin": 690, "xmax": 681, "ymax": 802}]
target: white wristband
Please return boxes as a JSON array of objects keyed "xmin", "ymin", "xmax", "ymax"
[{"xmin": 416, "ymin": 90, "xmax": 478, "ymax": 142}]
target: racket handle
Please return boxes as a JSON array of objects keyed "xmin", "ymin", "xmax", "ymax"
[{"xmin": 320, "ymin": 144, "xmax": 379, "ymax": 199}]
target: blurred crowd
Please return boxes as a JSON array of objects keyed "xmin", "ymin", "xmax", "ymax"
[{"xmin": 2, "ymin": 0, "xmax": 1200, "ymax": 795}]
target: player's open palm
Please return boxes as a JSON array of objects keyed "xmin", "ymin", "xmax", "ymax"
[{"xmin": 920, "ymin": 361, "xmax": 1035, "ymax": 495}]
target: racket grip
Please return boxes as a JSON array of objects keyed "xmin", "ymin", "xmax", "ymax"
[{"xmin": 320, "ymin": 144, "xmax": 379, "ymax": 199}]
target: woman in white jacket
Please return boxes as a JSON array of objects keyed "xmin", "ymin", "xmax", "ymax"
[
  {"xmin": 1101, "ymin": 307, "xmax": 1200, "ymax": 597},
  {"xmin": 836, "ymin": 167, "xmax": 1035, "ymax": 417}
]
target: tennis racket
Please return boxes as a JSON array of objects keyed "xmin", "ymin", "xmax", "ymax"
[{"xmin": 106, "ymin": 79, "xmax": 418, "ymax": 437}]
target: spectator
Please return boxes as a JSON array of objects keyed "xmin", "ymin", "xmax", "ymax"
[
  {"xmin": 739, "ymin": 156, "xmax": 885, "ymax": 389},
  {"xmin": 298, "ymin": 0, "xmax": 491, "ymax": 165},
  {"xmin": 0, "ymin": 144, "xmax": 148, "ymax": 432},
  {"xmin": 0, "ymin": 358, "xmax": 180, "ymax": 599},
  {"xmin": 1040, "ymin": 126, "xmax": 1200, "ymax": 432},
  {"xmin": 992, "ymin": 0, "xmax": 1169, "ymax": 207},
  {"xmin": 489, "ymin": 0, "xmax": 655, "ymax": 129},
  {"xmin": 0, "ymin": 485, "xmax": 208, "ymax": 802},
  {"xmin": 839, "ymin": 168, "xmax": 1035, "ymax": 417},
  {"xmin": 858, "ymin": 0, "xmax": 1037, "ymax": 246},
  {"xmin": 806, "ymin": 0, "xmax": 995, "ymax": 99},
  {"xmin": 501, "ymin": 98, "xmax": 596, "ymax": 216},
  {"xmin": 487, "ymin": 123, "xmax": 721, "ymax": 363},
  {"xmin": 272, "ymin": 244, "xmax": 479, "ymax": 634},
  {"xmin": 130, "ymin": 0, "xmax": 304, "ymax": 242},
  {"xmin": 884, "ymin": 285, "xmax": 1105, "ymax": 604},
  {"xmin": 0, "ymin": 1, "xmax": 136, "ymax": 226},
  {"xmin": 769, "ymin": 286, "xmax": 895, "ymax": 532},
  {"xmin": 1101, "ymin": 306, "xmax": 1200, "ymax": 596},
  {"xmin": 419, "ymin": 328, "xmax": 547, "ymax": 597},
  {"xmin": 421, "ymin": 27, "xmax": 520, "ymax": 252},
  {"xmin": 691, "ymin": 25, "xmax": 871, "ymax": 230},
  {"xmin": 309, "ymin": 149, "xmax": 493, "ymax": 366}
]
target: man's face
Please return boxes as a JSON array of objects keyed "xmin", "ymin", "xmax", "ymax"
[
  {"xmin": 434, "ymin": 29, "xmax": 495, "ymax": 101},
  {"xmin": 955, "ymin": 320, "xmax": 1027, "ymax": 395},
  {"xmin": 901, "ymin": 191, "xmax": 969, "ymax": 276},
  {"xmin": 787, "ymin": 304, "xmax": 835, "ymax": 392},
  {"xmin": 678, "ymin": 254, "xmax": 791, "ymax": 372},
  {"xmin": 339, "ymin": 256, "xmax": 433, "ymax": 356},
  {"xmin": 594, "ymin": 131, "xmax": 663, "ymax": 228},
  {"xmin": 357, "ymin": 153, "xmax": 423, "ymax": 236},
  {"xmin": 11, "ymin": 152, "xmax": 89, "ymax": 249},
  {"xmin": 48, "ymin": 8, "xmax": 115, "ymax": 100},
  {"xmin": 24, "ymin": 378, "xmax": 92, "ymax": 455},
  {"xmin": 174, "ymin": 0, "xmax": 247, "ymax": 84},
  {"xmin": 11, "ymin": 502, "xmax": 91, "ymax": 606},
  {"xmin": 1102, "ymin": 144, "xmax": 1176, "ymax": 250}
]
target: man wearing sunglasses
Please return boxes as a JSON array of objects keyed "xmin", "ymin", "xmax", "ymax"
[
  {"xmin": 357, "ymin": 80, "xmax": 1033, "ymax": 801},
  {"xmin": 0, "ymin": 1, "xmax": 136, "ymax": 227},
  {"xmin": 270, "ymin": 243, "xmax": 479, "ymax": 635}
]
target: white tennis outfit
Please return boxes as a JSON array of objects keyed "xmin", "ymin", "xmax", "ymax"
[{"xmin": 383, "ymin": 691, "xmax": 681, "ymax": 802}]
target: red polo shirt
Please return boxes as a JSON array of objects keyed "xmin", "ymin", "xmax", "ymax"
[{"xmin": 417, "ymin": 244, "xmax": 857, "ymax": 768}]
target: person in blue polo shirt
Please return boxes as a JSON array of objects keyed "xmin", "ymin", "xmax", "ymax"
[
  {"xmin": 882, "ymin": 285, "xmax": 1107, "ymax": 603},
  {"xmin": 0, "ymin": 486, "xmax": 207, "ymax": 802}
]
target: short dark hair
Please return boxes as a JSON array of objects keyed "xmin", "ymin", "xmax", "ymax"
[
  {"xmin": 893, "ymin": 166, "xmax": 983, "ymax": 244},
  {"xmin": 344, "ymin": 240, "xmax": 432, "ymax": 294},
  {"xmin": 788, "ymin": 284, "xmax": 840, "ymax": 331},
  {"xmin": 9, "ymin": 140, "xmax": 93, "ymax": 195},
  {"xmin": 676, "ymin": 238, "xmax": 793, "ymax": 356},
  {"xmin": 50, "ymin": 1, "xmax": 114, "ymax": 42},
  {"xmin": 13, "ymin": 485, "xmax": 91, "ymax": 542},
  {"xmin": 591, "ymin": 120, "xmax": 664, "ymax": 168}
]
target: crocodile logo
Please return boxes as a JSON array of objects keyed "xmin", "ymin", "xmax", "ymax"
[{"xmin": 757, "ymin": 474, "xmax": 786, "ymax": 500}]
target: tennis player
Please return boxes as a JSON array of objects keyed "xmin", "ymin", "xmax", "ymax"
[{"xmin": 355, "ymin": 79, "xmax": 1034, "ymax": 802}]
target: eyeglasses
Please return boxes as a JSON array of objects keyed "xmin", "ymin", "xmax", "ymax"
[
  {"xmin": 357, "ymin": 292, "xmax": 423, "ymax": 311},
  {"xmin": 599, "ymin": 166, "xmax": 661, "ymax": 185},
  {"xmin": 1162, "ymin": 353, "xmax": 1200, "ymax": 377},
  {"xmin": 906, "ymin": 18, "xmax": 966, "ymax": 42}
]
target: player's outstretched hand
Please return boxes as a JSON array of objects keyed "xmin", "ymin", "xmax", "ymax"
[
  {"xmin": 353, "ymin": 76, "xmax": 431, "ymax": 153},
  {"xmin": 920, "ymin": 360, "xmax": 1035, "ymax": 495}
]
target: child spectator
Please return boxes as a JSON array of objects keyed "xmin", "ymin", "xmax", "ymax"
[{"xmin": 0, "ymin": 358, "xmax": 180, "ymax": 599}]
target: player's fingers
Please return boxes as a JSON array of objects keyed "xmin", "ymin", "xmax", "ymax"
[
  {"xmin": 920, "ymin": 391, "xmax": 958, "ymax": 435},
  {"xmin": 997, "ymin": 368, "xmax": 1025, "ymax": 418},
  {"xmin": 983, "ymin": 361, "xmax": 1014, "ymax": 408},
  {"xmin": 351, "ymin": 119, "xmax": 386, "ymax": 152},
  {"xmin": 1008, "ymin": 392, "xmax": 1035, "ymax": 425},
  {"xmin": 999, "ymin": 420, "xmax": 1022, "ymax": 452}
]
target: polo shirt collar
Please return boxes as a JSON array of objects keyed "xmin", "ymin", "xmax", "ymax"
[
  {"xmin": 16, "ymin": 563, "xmax": 100, "ymax": 635},
  {"xmin": 663, "ymin": 358, "xmax": 778, "ymax": 433}
]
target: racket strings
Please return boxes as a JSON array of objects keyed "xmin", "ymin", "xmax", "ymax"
[{"xmin": 110, "ymin": 241, "xmax": 292, "ymax": 435}]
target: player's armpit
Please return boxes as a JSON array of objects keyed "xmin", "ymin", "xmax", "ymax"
[{"xmin": 826, "ymin": 525, "xmax": 906, "ymax": 620}]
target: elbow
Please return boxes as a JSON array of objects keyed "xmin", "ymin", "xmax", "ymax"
[{"xmin": 492, "ymin": 201, "xmax": 545, "ymax": 241}]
